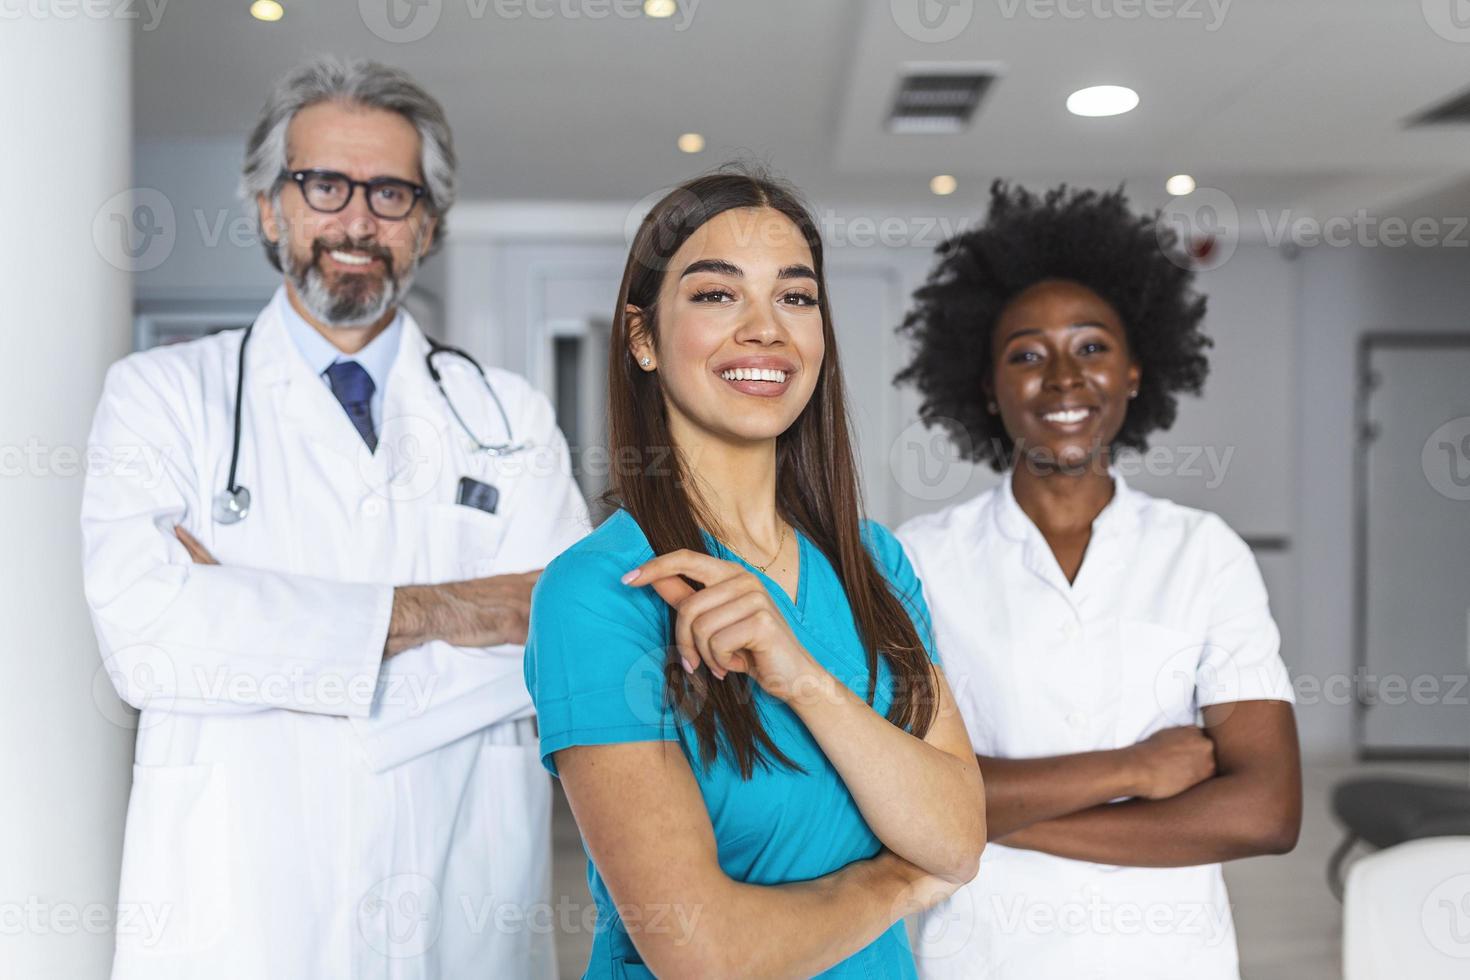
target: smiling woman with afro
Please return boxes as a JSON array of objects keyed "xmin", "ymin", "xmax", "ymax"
[
  {"xmin": 893, "ymin": 180, "xmax": 1303, "ymax": 980},
  {"xmin": 895, "ymin": 180, "xmax": 1212, "ymax": 469}
]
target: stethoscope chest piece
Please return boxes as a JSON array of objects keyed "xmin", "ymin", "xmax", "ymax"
[{"xmin": 213, "ymin": 485, "xmax": 251, "ymax": 525}]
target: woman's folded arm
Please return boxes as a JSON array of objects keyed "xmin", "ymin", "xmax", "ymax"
[
  {"xmin": 786, "ymin": 663, "xmax": 986, "ymax": 882},
  {"xmin": 999, "ymin": 700, "xmax": 1302, "ymax": 866},
  {"xmin": 556, "ymin": 740, "xmax": 959, "ymax": 979}
]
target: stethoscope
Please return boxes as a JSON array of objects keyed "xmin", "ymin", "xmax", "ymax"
[{"xmin": 212, "ymin": 325, "xmax": 529, "ymax": 525}]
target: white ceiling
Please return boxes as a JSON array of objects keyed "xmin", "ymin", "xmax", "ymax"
[{"xmin": 134, "ymin": 0, "xmax": 1470, "ymax": 216}]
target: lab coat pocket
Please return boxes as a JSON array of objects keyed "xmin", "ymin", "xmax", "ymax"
[
  {"xmin": 1120, "ymin": 619, "xmax": 1208, "ymax": 734},
  {"xmin": 115, "ymin": 763, "xmax": 232, "ymax": 957},
  {"xmin": 433, "ymin": 502, "xmax": 509, "ymax": 579}
]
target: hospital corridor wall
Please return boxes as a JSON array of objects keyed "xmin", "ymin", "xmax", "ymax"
[{"xmin": 1, "ymin": 17, "xmax": 137, "ymax": 980}]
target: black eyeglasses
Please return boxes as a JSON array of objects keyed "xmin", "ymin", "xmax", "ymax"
[{"xmin": 280, "ymin": 169, "xmax": 428, "ymax": 220}]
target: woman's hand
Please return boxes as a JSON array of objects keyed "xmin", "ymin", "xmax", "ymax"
[
  {"xmin": 1123, "ymin": 725, "xmax": 1217, "ymax": 800},
  {"xmin": 623, "ymin": 549, "xmax": 820, "ymax": 702}
]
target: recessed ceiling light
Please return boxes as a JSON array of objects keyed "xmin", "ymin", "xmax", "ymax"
[
  {"xmin": 644, "ymin": 0, "xmax": 676, "ymax": 17},
  {"xmin": 677, "ymin": 132, "xmax": 705, "ymax": 154},
  {"xmin": 249, "ymin": 0, "xmax": 284, "ymax": 22},
  {"xmin": 930, "ymin": 174, "xmax": 958, "ymax": 196},
  {"xmin": 1165, "ymin": 174, "xmax": 1196, "ymax": 196},
  {"xmin": 1066, "ymin": 85, "xmax": 1139, "ymax": 118}
]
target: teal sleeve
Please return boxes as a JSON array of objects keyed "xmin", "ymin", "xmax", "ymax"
[
  {"xmin": 524, "ymin": 548, "xmax": 681, "ymax": 776},
  {"xmin": 861, "ymin": 519, "xmax": 940, "ymax": 665}
]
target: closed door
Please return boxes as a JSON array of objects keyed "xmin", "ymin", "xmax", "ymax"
[{"xmin": 1359, "ymin": 338, "xmax": 1470, "ymax": 754}]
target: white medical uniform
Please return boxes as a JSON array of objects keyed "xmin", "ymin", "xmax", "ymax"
[
  {"xmin": 897, "ymin": 469, "xmax": 1294, "ymax": 980},
  {"xmin": 81, "ymin": 285, "xmax": 590, "ymax": 980}
]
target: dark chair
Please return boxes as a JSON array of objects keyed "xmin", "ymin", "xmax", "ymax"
[{"xmin": 1328, "ymin": 776, "xmax": 1470, "ymax": 900}]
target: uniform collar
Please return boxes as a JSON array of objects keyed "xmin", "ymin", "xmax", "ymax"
[
  {"xmin": 243, "ymin": 288, "xmax": 446, "ymax": 482},
  {"xmin": 272, "ymin": 283, "xmax": 403, "ymax": 394},
  {"xmin": 246, "ymin": 283, "xmax": 438, "ymax": 405},
  {"xmin": 994, "ymin": 463, "xmax": 1140, "ymax": 543}
]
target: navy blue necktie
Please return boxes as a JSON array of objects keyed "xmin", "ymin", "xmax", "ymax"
[{"xmin": 324, "ymin": 360, "xmax": 377, "ymax": 452}]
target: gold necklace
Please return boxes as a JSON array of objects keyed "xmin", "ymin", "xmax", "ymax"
[{"xmin": 722, "ymin": 522, "xmax": 788, "ymax": 573}]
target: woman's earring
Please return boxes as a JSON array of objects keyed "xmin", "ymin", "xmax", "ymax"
[
  {"xmin": 987, "ymin": 401, "xmax": 998, "ymax": 414},
  {"xmin": 639, "ymin": 356, "xmax": 652, "ymax": 369},
  {"xmin": 1128, "ymin": 389, "xmax": 1138, "ymax": 399}
]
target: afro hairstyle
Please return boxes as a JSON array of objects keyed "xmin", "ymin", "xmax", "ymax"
[{"xmin": 895, "ymin": 180, "xmax": 1212, "ymax": 470}]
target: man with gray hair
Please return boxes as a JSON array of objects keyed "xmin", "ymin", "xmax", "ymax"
[{"xmin": 82, "ymin": 56, "xmax": 587, "ymax": 979}]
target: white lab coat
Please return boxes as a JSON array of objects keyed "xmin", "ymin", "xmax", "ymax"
[
  {"xmin": 81, "ymin": 290, "xmax": 590, "ymax": 980},
  {"xmin": 897, "ymin": 470, "xmax": 1294, "ymax": 980}
]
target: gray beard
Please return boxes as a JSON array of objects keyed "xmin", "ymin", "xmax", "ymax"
[{"xmin": 277, "ymin": 231, "xmax": 422, "ymax": 330}]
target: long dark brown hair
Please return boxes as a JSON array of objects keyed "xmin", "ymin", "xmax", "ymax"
[{"xmin": 605, "ymin": 168, "xmax": 938, "ymax": 778}]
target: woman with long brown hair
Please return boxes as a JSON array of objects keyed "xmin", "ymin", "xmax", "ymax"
[{"xmin": 524, "ymin": 169, "xmax": 985, "ymax": 978}]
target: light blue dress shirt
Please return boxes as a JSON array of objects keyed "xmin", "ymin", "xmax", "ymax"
[{"xmin": 274, "ymin": 285, "xmax": 403, "ymax": 431}]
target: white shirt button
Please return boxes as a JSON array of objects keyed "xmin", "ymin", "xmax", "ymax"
[
  {"xmin": 362, "ymin": 498, "xmax": 384, "ymax": 518},
  {"xmin": 1066, "ymin": 710, "xmax": 1088, "ymax": 730},
  {"xmin": 1058, "ymin": 620, "xmax": 1080, "ymax": 641}
]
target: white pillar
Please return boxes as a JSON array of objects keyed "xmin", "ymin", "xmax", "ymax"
[{"xmin": 0, "ymin": 12, "xmax": 134, "ymax": 980}]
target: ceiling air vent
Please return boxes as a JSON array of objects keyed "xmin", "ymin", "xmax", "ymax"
[
  {"xmin": 1410, "ymin": 85, "xmax": 1470, "ymax": 126},
  {"xmin": 887, "ymin": 64, "xmax": 1001, "ymax": 134}
]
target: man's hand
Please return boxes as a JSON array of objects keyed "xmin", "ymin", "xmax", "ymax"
[
  {"xmin": 440, "ymin": 572, "xmax": 542, "ymax": 647},
  {"xmin": 174, "ymin": 525, "xmax": 219, "ymax": 564},
  {"xmin": 386, "ymin": 571, "xmax": 542, "ymax": 658},
  {"xmin": 1123, "ymin": 726, "xmax": 1217, "ymax": 799}
]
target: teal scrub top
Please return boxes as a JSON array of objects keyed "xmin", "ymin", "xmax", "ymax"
[{"xmin": 525, "ymin": 509, "xmax": 939, "ymax": 979}]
